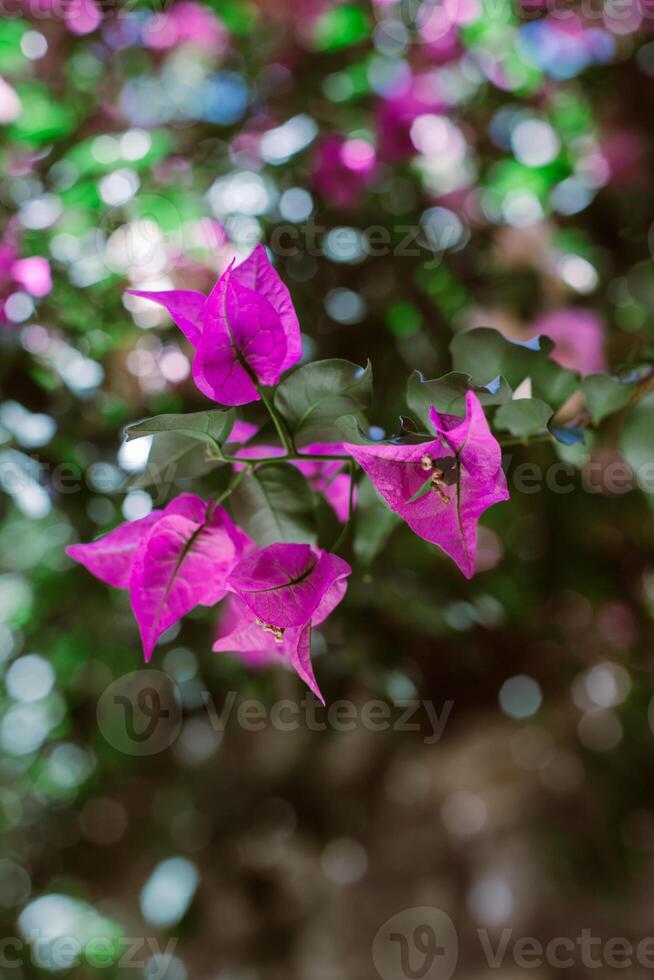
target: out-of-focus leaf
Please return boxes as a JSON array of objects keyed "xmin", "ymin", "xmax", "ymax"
[
  {"xmin": 451, "ymin": 328, "xmax": 579, "ymax": 409},
  {"xmin": 582, "ymin": 374, "xmax": 634, "ymax": 424},
  {"xmin": 353, "ymin": 477, "xmax": 400, "ymax": 569},
  {"xmin": 0, "ymin": 21, "xmax": 28, "ymax": 73},
  {"xmin": 63, "ymin": 130, "xmax": 171, "ymax": 177},
  {"xmin": 312, "ymin": 4, "xmax": 369, "ymax": 50},
  {"xmin": 494, "ymin": 398, "xmax": 553, "ymax": 438},
  {"xmin": 621, "ymin": 391, "xmax": 654, "ymax": 494},
  {"xmin": 10, "ymin": 83, "xmax": 76, "ymax": 143}
]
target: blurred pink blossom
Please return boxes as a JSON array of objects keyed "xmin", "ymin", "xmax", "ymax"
[
  {"xmin": 376, "ymin": 73, "xmax": 445, "ymax": 162},
  {"xmin": 313, "ymin": 136, "xmax": 376, "ymax": 210},
  {"xmin": 65, "ymin": 0, "xmax": 102, "ymax": 35},
  {"xmin": 531, "ymin": 310, "xmax": 607, "ymax": 376},
  {"xmin": 12, "ymin": 257, "xmax": 52, "ymax": 298},
  {"xmin": 142, "ymin": 2, "xmax": 228, "ymax": 53}
]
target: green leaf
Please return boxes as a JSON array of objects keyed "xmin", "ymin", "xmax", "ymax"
[
  {"xmin": 312, "ymin": 4, "xmax": 369, "ymax": 50},
  {"xmin": 407, "ymin": 476, "xmax": 434, "ymax": 503},
  {"xmin": 10, "ymin": 82, "xmax": 76, "ymax": 144},
  {"xmin": 125, "ymin": 409, "xmax": 235, "ymax": 450},
  {"xmin": 129, "ymin": 433, "xmax": 222, "ymax": 490},
  {"xmin": 582, "ymin": 374, "xmax": 634, "ymax": 424},
  {"xmin": 231, "ymin": 463, "xmax": 317, "ymax": 546},
  {"xmin": 494, "ymin": 398, "xmax": 553, "ymax": 438},
  {"xmin": 353, "ymin": 478, "xmax": 401, "ymax": 569},
  {"xmin": 335, "ymin": 414, "xmax": 375, "ymax": 444},
  {"xmin": 450, "ymin": 329, "xmax": 579, "ymax": 410},
  {"xmin": 275, "ymin": 359, "xmax": 372, "ymax": 445},
  {"xmin": 621, "ymin": 391, "xmax": 654, "ymax": 493},
  {"xmin": 407, "ymin": 370, "xmax": 512, "ymax": 425}
]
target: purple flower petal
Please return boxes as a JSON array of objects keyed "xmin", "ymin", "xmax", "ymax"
[
  {"xmin": 287, "ymin": 624, "xmax": 323, "ymax": 704},
  {"xmin": 126, "ymin": 289, "xmax": 206, "ymax": 347},
  {"xmin": 345, "ymin": 391, "xmax": 509, "ymax": 578},
  {"xmin": 227, "ymin": 543, "xmax": 351, "ymax": 629},
  {"xmin": 193, "ymin": 267, "xmax": 288, "ymax": 406},
  {"xmin": 214, "ymin": 574, "xmax": 345, "ymax": 704},
  {"xmin": 66, "ymin": 512, "xmax": 161, "ymax": 589},
  {"xmin": 230, "ymin": 245, "xmax": 301, "ymax": 373},
  {"xmin": 130, "ymin": 499, "xmax": 251, "ymax": 662},
  {"xmin": 126, "ymin": 247, "xmax": 301, "ymax": 406}
]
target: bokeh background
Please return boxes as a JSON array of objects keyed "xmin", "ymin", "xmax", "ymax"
[{"xmin": 1, "ymin": 0, "xmax": 654, "ymax": 977}]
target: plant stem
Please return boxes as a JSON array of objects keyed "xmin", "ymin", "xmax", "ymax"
[
  {"xmin": 220, "ymin": 451, "xmax": 353, "ymax": 465},
  {"xmin": 331, "ymin": 460, "xmax": 356, "ymax": 554},
  {"xmin": 213, "ymin": 466, "xmax": 249, "ymax": 507},
  {"xmin": 256, "ymin": 383, "xmax": 293, "ymax": 454}
]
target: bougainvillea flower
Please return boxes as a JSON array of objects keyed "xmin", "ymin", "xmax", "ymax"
[
  {"xmin": 128, "ymin": 245, "xmax": 301, "ymax": 406},
  {"xmin": 64, "ymin": 0, "xmax": 102, "ymax": 35},
  {"xmin": 344, "ymin": 391, "xmax": 509, "ymax": 578},
  {"xmin": 215, "ymin": 543, "xmax": 351, "ymax": 702},
  {"xmin": 232, "ymin": 432, "xmax": 356, "ymax": 523},
  {"xmin": 312, "ymin": 136, "xmax": 376, "ymax": 210},
  {"xmin": 142, "ymin": 2, "xmax": 228, "ymax": 53},
  {"xmin": 376, "ymin": 73, "xmax": 446, "ymax": 162},
  {"xmin": 530, "ymin": 310, "xmax": 606, "ymax": 376},
  {"xmin": 11, "ymin": 257, "xmax": 52, "ymax": 297},
  {"xmin": 67, "ymin": 494, "xmax": 251, "ymax": 661}
]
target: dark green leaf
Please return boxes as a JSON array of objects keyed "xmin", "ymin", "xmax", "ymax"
[
  {"xmin": 275, "ymin": 359, "xmax": 372, "ymax": 445},
  {"xmin": 129, "ymin": 433, "xmax": 222, "ymax": 490},
  {"xmin": 407, "ymin": 370, "xmax": 512, "ymax": 425},
  {"xmin": 335, "ymin": 414, "xmax": 376, "ymax": 445},
  {"xmin": 230, "ymin": 463, "xmax": 317, "ymax": 545},
  {"xmin": 450, "ymin": 329, "xmax": 578, "ymax": 410},
  {"xmin": 494, "ymin": 398, "xmax": 553, "ymax": 438},
  {"xmin": 125, "ymin": 409, "xmax": 235, "ymax": 449},
  {"xmin": 582, "ymin": 374, "xmax": 634, "ymax": 424},
  {"xmin": 621, "ymin": 391, "xmax": 654, "ymax": 493},
  {"xmin": 353, "ymin": 478, "xmax": 401, "ymax": 569}
]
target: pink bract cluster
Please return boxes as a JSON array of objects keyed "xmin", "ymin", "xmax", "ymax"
[{"xmin": 69, "ymin": 247, "xmax": 510, "ymax": 700}]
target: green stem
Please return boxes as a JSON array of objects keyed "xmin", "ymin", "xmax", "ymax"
[
  {"xmin": 213, "ymin": 466, "xmax": 249, "ymax": 507},
  {"xmin": 220, "ymin": 451, "xmax": 353, "ymax": 465},
  {"xmin": 256, "ymin": 384, "xmax": 293, "ymax": 454},
  {"xmin": 331, "ymin": 460, "xmax": 356, "ymax": 554}
]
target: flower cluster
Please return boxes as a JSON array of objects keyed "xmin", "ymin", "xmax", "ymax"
[{"xmin": 66, "ymin": 246, "xmax": 518, "ymax": 700}]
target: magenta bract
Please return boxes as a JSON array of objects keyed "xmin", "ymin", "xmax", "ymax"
[
  {"xmin": 345, "ymin": 391, "xmax": 509, "ymax": 578},
  {"xmin": 215, "ymin": 543, "xmax": 351, "ymax": 701},
  {"xmin": 127, "ymin": 245, "xmax": 301, "ymax": 406},
  {"xmin": 67, "ymin": 494, "xmax": 251, "ymax": 662}
]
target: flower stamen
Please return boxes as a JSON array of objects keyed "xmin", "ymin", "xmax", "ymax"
[
  {"xmin": 431, "ymin": 472, "xmax": 451, "ymax": 503},
  {"xmin": 256, "ymin": 618, "xmax": 285, "ymax": 643}
]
